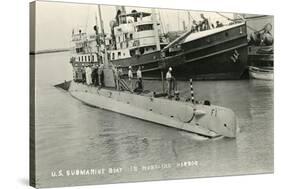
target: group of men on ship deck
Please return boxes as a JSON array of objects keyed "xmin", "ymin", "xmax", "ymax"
[
  {"xmin": 191, "ymin": 13, "xmax": 224, "ymax": 33},
  {"xmin": 81, "ymin": 63, "xmax": 105, "ymax": 87},
  {"xmin": 74, "ymin": 64, "xmax": 145, "ymax": 92},
  {"xmin": 73, "ymin": 63, "xmax": 176, "ymax": 98}
]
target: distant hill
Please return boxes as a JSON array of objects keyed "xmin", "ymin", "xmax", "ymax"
[{"xmin": 30, "ymin": 48, "xmax": 70, "ymax": 55}]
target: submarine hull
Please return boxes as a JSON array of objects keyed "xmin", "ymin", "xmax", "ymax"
[{"xmin": 67, "ymin": 81, "xmax": 237, "ymax": 138}]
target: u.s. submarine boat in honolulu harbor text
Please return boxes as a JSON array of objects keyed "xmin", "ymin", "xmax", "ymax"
[{"xmin": 56, "ymin": 5, "xmax": 238, "ymax": 138}]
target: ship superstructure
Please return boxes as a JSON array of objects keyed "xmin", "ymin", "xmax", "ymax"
[
  {"xmin": 107, "ymin": 9, "xmax": 169, "ymax": 76},
  {"xmin": 69, "ymin": 7, "xmax": 249, "ymax": 80}
]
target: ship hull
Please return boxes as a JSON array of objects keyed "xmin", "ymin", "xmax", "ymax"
[
  {"xmin": 249, "ymin": 66, "xmax": 273, "ymax": 80},
  {"xmin": 248, "ymin": 46, "xmax": 273, "ymax": 67},
  {"xmin": 112, "ymin": 23, "xmax": 248, "ymax": 80},
  {"xmin": 67, "ymin": 81, "xmax": 237, "ymax": 138},
  {"xmin": 247, "ymin": 46, "xmax": 273, "ymax": 80}
]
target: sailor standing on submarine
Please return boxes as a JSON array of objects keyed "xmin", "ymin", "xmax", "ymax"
[
  {"xmin": 112, "ymin": 64, "xmax": 119, "ymax": 91},
  {"xmin": 128, "ymin": 66, "xmax": 133, "ymax": 92},
  {"xmin": 166, "ymin": 67, "xmax": 174, "ymax": 98},
  {"xmin": 85, "ymin": 66, "xmax": 92, "ymax": 85},
  {"xmin": 136, "ymin": 66, "xmax": 143, "ymax": 90},
  {"xmin": 98, "ymin": 63, "xmax": 104, "ymax": 87}
]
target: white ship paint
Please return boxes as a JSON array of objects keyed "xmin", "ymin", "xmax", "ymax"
[{"xmin": 68, "ymin": 82, "xmax": 237, "ymax": 138}]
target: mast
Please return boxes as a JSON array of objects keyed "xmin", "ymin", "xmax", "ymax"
[
  {"xmin": 97, "ymin": 4, "xmax": 115, "ymax": 88},
  {"xmin": 95, "ymin": 13, "xmax": 98, "ymax": 30},
  {"xmin": 97, "ymin": 4, "xmax": 109, "ymax": 68},
  {"xmin": 158, "ymin": 10, "xmax": 166, "ymax": 34},
  {"xmin": 152, "ymin": 9, "xmax": 164, "ymax": 93},
  {"xmin": 188, "ymin": 11, "xmax": 191, "ymax": 31},
  {"xmin": 177, "ymin": 12, "xmax": 180, "ymax": 31},
  {"xmin": 151, "ymin": 8, "xmax": 161, "ymax": 51}
]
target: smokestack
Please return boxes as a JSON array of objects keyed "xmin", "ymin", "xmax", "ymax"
[
  {"xmin": 115, "ymin": 6, "xmax": 126, "ymax": 14},
  {"xmin": 115, "ymin": 6, "xmax": 126, "ymax": 25},
  {"xmin": 152, "ymin": 9, "xmax": 160, "ymax": 51}
]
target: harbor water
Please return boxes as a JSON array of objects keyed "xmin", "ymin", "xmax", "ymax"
[{"xmin": 34, "ymin": 51, "xmax": 273, "ymax": 188}]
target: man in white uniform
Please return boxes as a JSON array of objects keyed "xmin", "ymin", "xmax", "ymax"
[
  {"xmin": 136, "ymin": 66, "xmax": 143, "ymax": 90},
  {"xmin": 85, "ymin": 66, "xmax": 92, "ymax": 85},
  {"xmin": 128, "ymin": 66, "xmax": 133, "ymax": 92},
  {"xmin": 166, "ymin": 67, "xmax": 173, "ymax": 97},
  {"xmin": 98, "ymin": 63, "xmax": 104, "ymax": 86}
]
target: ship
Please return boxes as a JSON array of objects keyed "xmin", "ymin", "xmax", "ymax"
[
  {"xmin": 159, "ymin": 22, "xmax": 248, "ymax": 80},
  {"xmin": 248, "ymin": 66, "xmax": 273, "ymax": 80},
  {"xmin": 70, "ymin": 7, "xmax": 249, "ymax": 80},
  {"xmin": 58, "ymin": 5, "xmax": 238, "ymax": 138},
  {"xmin": 244, "ymin": 14, "xmax": 274, "ymax": 80}
]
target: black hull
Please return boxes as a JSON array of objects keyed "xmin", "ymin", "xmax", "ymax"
[
  {"xmin": 248, "ymin": 46, "xmax": 273, "ymax": 68},
  {"xmin": 112, "ymin": 23, "xmax": 248, "ymax": 80}
]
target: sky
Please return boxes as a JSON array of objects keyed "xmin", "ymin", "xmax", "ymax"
[{"xmin": 34, "ymin": 0, "xmax": 238, "ymax": 51}]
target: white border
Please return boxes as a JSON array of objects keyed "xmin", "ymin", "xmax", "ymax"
[{"xmin": 0, "ymin": 0, "xmax": 279, "ymax": 188}]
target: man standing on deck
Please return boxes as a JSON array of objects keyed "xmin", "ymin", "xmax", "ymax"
[
  {"xmin": 200, "ymin": 14, "xmax": 210, "ymax": 31},
  {"xmin": 112, "ymin": 64, "xmax": 119, "ymax": 90},
  {"xmin": 91, "ymin": 64, "xmax": 98, "ymax": 86},
  {"xmin": 191, "ymin": 20, "xmax": 199, "ymax": 32},
  {"xmin": 136, "ymin": 66, "xmax": 143, "ymax": 90},
  {"xmin": 85, "ymin": 66, "xmax": 92, "ymax": 85},
  {"xmin": 117, "ymin": 65, "xmax": 123, "ymax": 79},
  {"xmin": 98, "ymin": 63, "xmax": 104, "ymax": 87},
  {"xmin": 128, "ymin": 66, "xmax": 133, "ymax": 92},
  {"xmin": 166, "ymin": 67, "xmax": 174, "ymax": 98},
  {"xmin": 82, "ymin": 67, "xmax": 86, "ymax": 83}
]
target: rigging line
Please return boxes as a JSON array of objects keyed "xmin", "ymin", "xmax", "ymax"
[
  {"xmin": 164, "ymin": 10, "xmax": 169, "ymax": 32},
  {"xmin": 85, "ymin": 6, "xmax": 91, "ymax": 32},
  {"xmin": 215, "ymin": 12, "xmax": 272, "ymax": 33},
  {"xmin": 247, "ymin": 24, "xmax": 259, "ymax": 32},
  {"xmin": 247, "ymin": 23, "xmax": 273, "ymax": 33},
  {"xmin": 186, "ymin": 11, "xmax": 191, "ymax": 30},
  {"xmin": 187, "ymin": 11, "xmax": 196, "ymax": 22},
  {"xmin": 177, "ymin": 11, "xmax": 180, "ymax": 31},
  {"xmin": 215, "ymin": 12, "xmax": 235, "ymax": 21},
  {"xmin": 158, "ymin": 9, "xmax": 166, "ymax": 34},
  {"xmin": 162, "ymin": 10, "xmax": 168, "ymax": 33}
]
